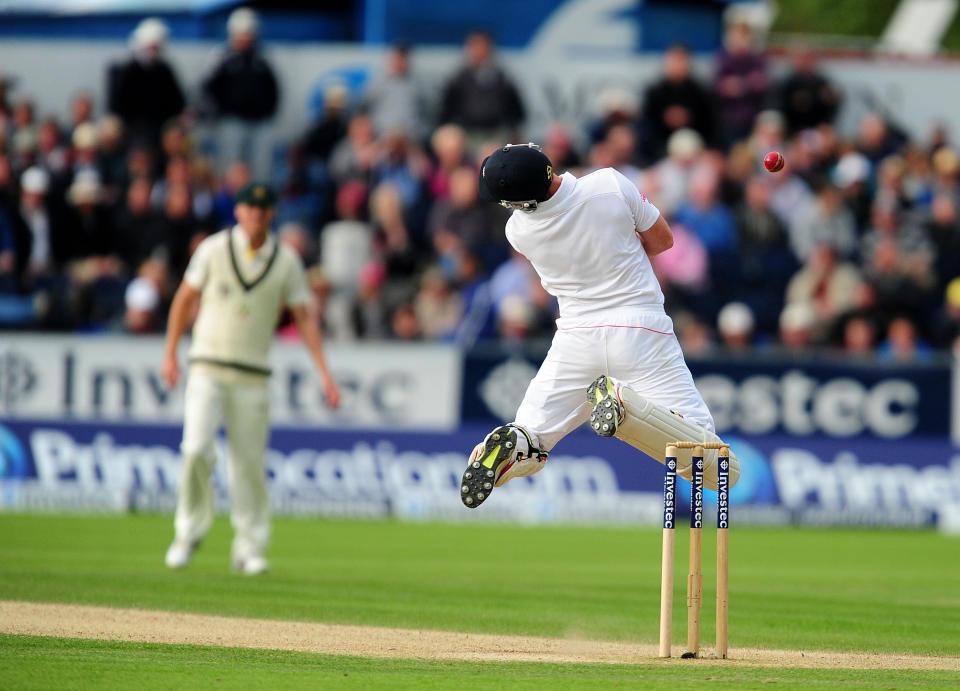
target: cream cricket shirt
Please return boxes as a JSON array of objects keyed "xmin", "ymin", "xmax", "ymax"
[
  {"xmin": 504, "ymin": 168, "xmax": 663, "ymax": 322},
  {"xmin": 185, "ymin": 226, "xmax": 309, "ymax": 378}
]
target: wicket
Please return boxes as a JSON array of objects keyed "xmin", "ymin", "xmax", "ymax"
[{"xmin": 659, "ymin": 441, "xmax": 730, "ymax": 659}]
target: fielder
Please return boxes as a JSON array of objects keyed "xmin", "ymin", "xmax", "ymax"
[
  {"xmin": 461, "ymin": 144, "xmax": 740, "ymax": 508},
  {"xmin": 162, "ymin": 182, "xmax": 340, "ymax": 573}
]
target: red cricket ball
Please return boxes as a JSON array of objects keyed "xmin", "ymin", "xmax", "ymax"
[{"xmin": 764, "ymin": 151, "xmax": 784, "ymax": 173}]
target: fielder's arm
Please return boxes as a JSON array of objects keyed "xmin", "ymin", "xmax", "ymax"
[
  {"xmin": 290, "ymin": 303, "xmax": 341, "ymax": 408},
  {"xmin": 639, "ymin": 215, "xmax": 674, "ymax": 257},
  {"xmin": 162, "ymin": 281, "xmax": 201, "ymax": 388}
]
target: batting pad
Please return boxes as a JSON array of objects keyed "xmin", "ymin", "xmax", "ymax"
[{"xmin": 614, "ymin": 386, "xmax": 741, "ymax": 490}]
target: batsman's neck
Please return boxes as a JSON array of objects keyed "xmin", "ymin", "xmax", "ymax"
[
  {"xmin": 242, "ymin": 224, "xmax": 269, "ymax": 250},
  {"xmin": 545, "ymin": 174, "xmax": 562, "ymax": 200}
]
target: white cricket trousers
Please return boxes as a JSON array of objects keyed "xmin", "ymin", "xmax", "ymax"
[
  {"xmin": 515, "ymin": 307, "xmax": 714, "ymax": 451},
  {"xmin": 173, "ymin": 368, "xmax": 271, "ymax": 562}
]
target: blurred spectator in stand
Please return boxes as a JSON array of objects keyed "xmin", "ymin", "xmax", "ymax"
[
  {"xmin": 70, "ymin": 123, "xmax": 100, "ymax": 182},
  {"xmin": 122, "ymin": 275, "xmax": 160, "ymax": 333},
  {"xmin": 350, "ymin": 261, "xmax": 390, "ymax": 339},
  {"xmin": 63, "ymin": 170, "xmax": 114, "ymax": 262},
  {"xmin": 747, "ymin": 110, "xmax": 786, "ymax": 161},
  {"xmin": 364, "ymin": 42, "xmax": 430, "ymax": 142},
  {"xmin": 0, "ymin": 154, "xmax": 16, "ymax": 210},
  {"xmin": 586, "ymin": 86, "xmax": 638, "ymax": 146},
  {"xmin": 414, "ymin": 266, "xmax": 464, "ymax": 339},
  {"xmin": 70, "ymin": 92, "xmax": 94, "ymax": 131},
  {"xmin": 113, "ymin": 176, "xmax": 170, "ymax": 270},
  {"xmin": 857, "ymin": 113, "xmax": 902, "ymax": 166},
  {"xmin": 833, "ymin": 151, "xmax": 872, "ymax": 231},
  {"xmin": 933, "ymin": 278, "xmax": 960, "ymax": 349},
  {"xmin": 36, "ymin": 117, "xmax": 67, "ymax": 177},
  {"xmin": 427, "ymin": 124, "xmax": 469, "ymax": 200},
  {"xmin": 369, "ymin": 182, "xmax": 419, "ymax": 293},
  {"xmin": 451, "ymin": 244, "xmax": 495, "ymax": 346},
  {"xmin": 673, "ymin": 167, "xmax": 736, "ymax": 256},
  {"xmin": 860, "ymin": 202, "xmax": 936, "ymax": 319},
  {"xmin": 12, "ymin": 98, "xmax": 34, "ymax": 135},
  {"xmin": 604, "ymin": 123, "xmax": 643, "ymax": 184},
  {"xmin": 674, "ymin": 312, "xmax": 714, "ymax": 357},
  {"xmin": 779, "ymin": 301, "xmax": 817, "ymax": 350},
  {"xmin": 644, "ymin": 128, "xmax": 704, "ymax": 215},
  {"xmin": 211, "ymin": 160, "xmax": 250, "ymax": 228},
  {"xmin": 873, "ymin": 154, "xmax": 912, "ymax": 212},
  {"xmin": 330, "ymin": 113, "xmax": 378, "ymax": 186},
  {"xmin": 9, "ymin": 167, "xmax": 58, "ymax": 287},
  {"xmin": 321, "ymin": 181, "xmax": 372, "ymax": 288},
  {"xmin": 371, "ymin": 129, "xmax": 429, "ymax": 233},
  {"xmin": 926, "ymin": 193, "xmax": 960, "ymax": 295},
  {"xmin": 107, "ymin": 18, "xmax": 185, "ymax": 147},
  {"xmin": 776, "ymin": 49, "xmax": 840, "ymax": 135},
  {"xmin": 429, "ymin": 165, "xmax": 508, "ymax": 270},
  {"xmin": 97, "ymin": 115, "xmax": 127, "ymax": 206},
  {"xmin": 202, "ymin": 7, "xmax": 279, "ymax": 179},
  {"xmin": 714, "ymin": 21, "xmax": 768, "ymax": 148},
  {"xmin": 390, "ymin": 303, "xmax": 421, "ymax": 340},
  {"xmin": 788, "ymin": 179, "xmax": 857, "ymax": 262},
  {"xmin": 642, "ymin": 44, "xmax": 713, "ymax": 160},
  {"xmin": 841, "ymin": 313, "xmax": 878, "ymax": 355},
  {"xmin": 278, "ymin": 222, "xmax": 314, "ymax": 266},
  {"xmin": 541, "ymin": 122, "xmax": 580, "ymax": 171},
  {"xmin": 11, "ymin": 128, "xmax": 37, "ymax": 176},
  {"xmin": 157, "ymin": 182, "xmax": 198, "ymax": 273},
  {"xmin": 717, "ymin": 301, "xmax": 754, "ymax": 350},
  {"xmin": 930, "ymin": 146, "xmax": 959, "ymax": 197},
  {"xmin": 300, "ymin": 83, "xmax": 349, "ymax": 163},
  {"xmin": 735, "ymin": 175, "xmax": 796, "ymax": 331},
  {"xmin": 877, "ymin": 316, "xmax": 932, "ymax": 362},
  {"xmin": 785, "ymin": 244, "xmax": 865, "ymax": 340},
  {"xmin": 439, "ymin": 31, "xmax": 525, "ymax": 149}
]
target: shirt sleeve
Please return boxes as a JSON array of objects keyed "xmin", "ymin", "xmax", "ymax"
[
  {"xmin": 611, "ymin": 168, "xmax": 661, "ymax": 233},
  {"xmin": 284, "ymin": 252, "xmax": 310, "ymax": 307},
  {"xmin": 182, "ymin": 235, "xmax": 214, "ymax": 290}
]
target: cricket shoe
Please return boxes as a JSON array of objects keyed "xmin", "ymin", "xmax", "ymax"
[
  {"xmin": 460, "ymin": 425, "xmax": 546, "ymax": 509},
  {"xmin": 587, "ymin": 375, "xmax": 623, "ymax": 437},
  {"xmin": 233, "ymin": 554, "xmax": 269, "ymax": 576},
  {"xmin": 164, "ymin": 539, "xmax": 199, "ymax": 569}
]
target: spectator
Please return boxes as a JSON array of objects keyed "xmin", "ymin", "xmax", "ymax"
[
  {"xmin": 541, "ymin": 122, "xmax": 580, "ymax": 171},
  {"xmin": 330, "ymin": 113, "xmax": 378, "ymax": 186},
  {"xmin": 714, "ymin": 21, "xmax": 769, "ymax": 148},
  {"xmin": 642, "ymin": 44, "xmax": 713, "ymax": 159},
  {"xmin": 644, "ymin": 128, "xmax": 704, "ymax": 215},
  {"xmin": 350, "ymin": 261, "xmax": 390, "ymax": 339},
  {"xmin": 70, "ymin": 92, "xmax": 94, "ymax": 130},
  {"xmin": 933, "ymin": 278, "xmax": 960, "ymax": 350},
  {"xmin": 777, "ymin": 50, "xmax": 840, "ymax": 134},
  {"xmin": 788, "ymin": 179, "xmax": 857, "ymax": 262},
  {"xmin": 123, "ymin": 276, "xmax": 160, "ymax": 333},
  {"xmin": 427, "ymin": 124, "xmax": 469, "ymax": 200},
  {"xmin": 857, "ymin": 113, "xmax": 901, "ymax": 166},
  {"xmin": 371, "ymin": 130, "xmax": 428, "ymax": 220},
  {"xmin": 210, "ymin": 160, "xmax": 251, "ymax": 228},
  {"xmin": 107, "ymin": 18, "xmax": 185, "ymax": 147},
  {"xmin": 62, "ymin": 171, "xmax": 115, "ymax": 262},
  {"xmin": 414, "ymin": 266, "xmax": 464, "ymax": 339},
  {"xmin": 717, "ymin": 301, "xmax": 754, "ymax": 350},
  {"xmin": 428, "ymin": 165, "xmax": 508, "ymax": 270},
  {"xmin": 113, "ymin": 176, "xmax": 170, "ymax": 270},
  {"xmin": 300, "ymin": 83, "xmax": 349, "ymax": 163},
  {"xmin": 877, "ymin": 316, "xmax": 933, "ymax": 363},
  {"xmin": 35, "ymin": 117, "xmax": 67, "ymax": 176},
  {"xmin": 202, "ymin": 7, "xmax": 279, "ymax": 179},
  {"xmin": 785, "ymin": 244, "xmax": 865, "ymax": 339},
  {"xmin": 439, "ymin": 31, "xmax": 525, "ymax": 147},
  {"xmin": 365, "ymin": 43, "xmax": 430, "ymax": 142},
  {"xmin": 842, "ymin": 313, "xmax": 878, "ymax": 355},
  {"xmin": 779, "ymin": 301, "xmax": 817, "ymax": 349},
  {"xmin": 673, "ymin": 167, "xmax": 736, "ymax": 255},
  {"xmin": 9, "ymin": 167, "xmax": 58, "ymax": 286},
  {"xmin": 833, "ymin": 151, "xmax": 872, "ymax": 231},
  {"xmin": 926, "ymin": 193, "xmax": 960, "ymax": 295}
]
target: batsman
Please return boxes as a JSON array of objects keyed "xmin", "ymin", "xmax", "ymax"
[{"xmin": 461, "ymin": 144, "xmax": 740, "ymax": 508}]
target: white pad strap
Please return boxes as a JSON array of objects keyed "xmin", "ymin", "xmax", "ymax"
[{"xmin": 614, "ymin": 386, "xmax": 740, "ymax": 490}]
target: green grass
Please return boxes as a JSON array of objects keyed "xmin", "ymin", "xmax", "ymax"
[
  {"xmin": 1, "ymin": 514, "xmax": 960, "ymax": 656},
  {"xmin": 2, "ymin": 635, "xmax": 957, "ymax": 690},
  {"xmin": 772, "ymin": 0, "xmax": 900, "ymax": 38}
]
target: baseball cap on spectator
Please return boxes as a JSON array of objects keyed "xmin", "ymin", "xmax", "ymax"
[
  {"xmin": 717, "ymin": 301, "xmax": 754, "ymax": 337},
  {"xmin": 67, "ymin": 170, "xmax": 102, "ymax": 205},
  {"xmin": 780, "ymin": 301, "xmax": 817, "ymax": 334},
  {"xmin": 72, "ymin": 122, "xmax": 98, "ymax": 151},
  {"xmin": 21, "ymin": 166, "xmax": 49, "ymax": 194},
  {"xmin": 125, "ymin": 277, "xmax": 160, "ymax": 313},
  {"xmin": 667, "ymin": 128, "xmax": 703, "ymax": 161},
  {"xmin": 833, "ymin": 152, "xmax": 870, "ymax": 188},
  {"xmin": 131, "ymin": 17, "xmax": 168, "ymax": 51},
  {"xmin": 235, "ymin": 182, "xmax": 277, "ymax": 207},
  {"xmin": 227, "ymin": 7, "xmax": 260, "ymax": 37}
]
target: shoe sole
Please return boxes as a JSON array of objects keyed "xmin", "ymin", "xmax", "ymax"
[
  {"xmin": 460, "ymin": 425, "xmax": 517, "ymax": 509},
  {"xmin": 588, "ymin": 375, "xmax": 621, "ymax": 437}
]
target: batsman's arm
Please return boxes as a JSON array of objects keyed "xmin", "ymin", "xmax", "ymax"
[
  {"xmin": 162, "ymin": 281, "xmax": 201, "ymax": 389},
  {"xmin": 290, "ymin": 303, "xmax": 341, "ymax": 409},
  {"xmin": 639, "ymin": 215, "xmax": 674, "ymax": 257}
]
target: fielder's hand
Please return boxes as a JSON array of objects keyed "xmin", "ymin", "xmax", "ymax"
[
  {"xmin": 162, "ymin": 352, "xmax": 180, "ymax": 389},
  {"xmin": 323, "ymin": 373, "xmax": 341, "ymax": 409}
]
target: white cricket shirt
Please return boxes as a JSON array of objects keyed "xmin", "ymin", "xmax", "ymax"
[
  {"xmin": 185, "ymin": 226, "xmax": 309, "ymax": 375},
  {"xmin": 504, "ymin": 168, "xmax": 663, "ymax": 321}
]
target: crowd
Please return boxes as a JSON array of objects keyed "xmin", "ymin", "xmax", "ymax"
[{"xmin": 2, "ymin": 11, "xmax": 960, "ymax": 361}]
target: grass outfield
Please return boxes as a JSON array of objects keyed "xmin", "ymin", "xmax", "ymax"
[
  {"xmin": 1, "ymin": 514, "xmax": 959, "ymax": 687},
  {"xmin": 2, "ymin": 635, "xmax": 958, "ymax": 690}
]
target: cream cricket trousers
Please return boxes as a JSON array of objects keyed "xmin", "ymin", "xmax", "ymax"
[
  {"xmin": 174, "ymin": 368, "xmax": 271, "ymax": 562},
  {"xmin": 515, "ymin": 307, "xmax": 714, "ymax": 451}
]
